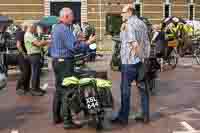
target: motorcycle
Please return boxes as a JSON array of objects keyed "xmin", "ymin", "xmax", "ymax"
[{"xmin": 53, "ymin": 52, "xmax": 112, "ymax": 130}]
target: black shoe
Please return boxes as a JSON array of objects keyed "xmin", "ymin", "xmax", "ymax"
[
  {"xmin": 30, "ymin": 89, "xmax": 45, "ymax": 96},
  {"xmin": 38, "ymin": 88, "xmax": 47, "ymax": 94},
  {"xmin": 53, "ymin": 117, "xmax": 63, "ymax": 125},
  {"xmin": 64, "ymin": 122, "xmax": 82, "ymax": 129},
  {"xmin": 111, "ymin": 117, "xmax": 128, "ymax": 125},
  {"xmin": 135, "ymin": 115, "xmax": 150, "ymax": 123},
  {"xmin": 16, "ymin": 89, "xmax": 26, "ymax": 95}
]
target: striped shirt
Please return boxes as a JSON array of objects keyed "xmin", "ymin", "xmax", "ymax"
[
  {"xmin": 50, "ymin": 23, "xmax": 86, "ymax": 58},
  {"xmin": 120, "ymin": 15, "xmax": 150, "ymax": 64}
]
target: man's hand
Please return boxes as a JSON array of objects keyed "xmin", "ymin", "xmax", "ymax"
[
  {"xmin": 87, "ymin": 35, "xmax": 96, "ymax": 44},
  {"xmin": 121, "ymin": 23, "xmax": 127, "ymax": 32},
  {"xmin": 77, "ymin": 32, "xmax": 86, "ymax": 41},
  {"xmin": 129, "ymin": 41, "xmax": 140, "ymax": 57}
]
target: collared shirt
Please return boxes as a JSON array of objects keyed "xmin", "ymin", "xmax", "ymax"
[
  {"xmin": 50, "ymin": 23, "xmax": 86, "ymax": 58},
  {"xmin": 24, "ymin": 32, "xmax": 41, "ymax": 55},
  {"xmin": 120, "ymin": 15, "xmax": 150, "ymax": 64}
]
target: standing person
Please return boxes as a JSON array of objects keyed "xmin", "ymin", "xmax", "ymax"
[
  {"xmin": 0, "ymin": 24, "xmax": 10, "ymax": 71},
  {"xmin": 82, "ymin": 22, "xmax": 96, "ymax": 61},
  {"xmin": 24, "ymin": 21, "xmax": 50, "ymax": 96},
  {"xmin": 35, "ymin": 25, "xmax": 49, "ymax": 68},
  {"xmin": 151, "ymin": 24, "xmax": 168, "ymax": 58},
  {"xmin": 51, "ymin": 8, "xmax": 96, "ymax": 129},
  {"xmin": 112, "ymin": 4, "xmax": 151, "ymax": 125},
  {"xmin": 16, "ymin": 22, "xmax": 31, "ymax": 95}
]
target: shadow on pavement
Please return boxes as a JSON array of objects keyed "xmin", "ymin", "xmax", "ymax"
[
  {"xmin": 153, "ymin": 81, "xmax": 180, "ymax": 97},
  {"xmin": 0, "ymin": 107, "xmax": 26, "ymax": 130}
]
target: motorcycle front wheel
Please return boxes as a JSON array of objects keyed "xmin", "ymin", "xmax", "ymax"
[{"xmin": 168, "ymin": 48, "xmax": 178, "ymax": 69}]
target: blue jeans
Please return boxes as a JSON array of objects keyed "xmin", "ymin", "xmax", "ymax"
[
  {"xmin": 29, "ymin": 54, "xmax": 42, "ymax": 90},
  {"xmin": 118, "ymin": 63, "xmax": 149, "ymax": 121}
]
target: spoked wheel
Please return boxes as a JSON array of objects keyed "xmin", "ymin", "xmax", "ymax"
[
  {"xmin": 96, "ymin": 115, "xmax": 104, "ymax": 130},
  {"xmin": 167, "ymin": 48, "xmax": 178, "ymax": 69},
  {"xmin": 194, "ymin": 48, "xmax": 200, "ymax": 65}
]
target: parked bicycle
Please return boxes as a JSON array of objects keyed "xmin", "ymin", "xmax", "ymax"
[{"xmin": 192, "ymin": 36, "xmax": 200, "ymax": 65}]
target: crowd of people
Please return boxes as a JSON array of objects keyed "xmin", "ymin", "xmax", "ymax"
[{"xmin": 0, "ymin": 4, "xmax": 155, "ymax": 130}]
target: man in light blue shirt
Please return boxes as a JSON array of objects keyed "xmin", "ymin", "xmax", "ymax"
[
  {"xmin": 112, "ymin": 4, "xmax": 150, "ymax": 125},
  {"xmin": 51, "ymin": 7, "xmax": 96, "ymax": 129}
]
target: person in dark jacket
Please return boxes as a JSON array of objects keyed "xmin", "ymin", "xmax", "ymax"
[
  {"xmin": 0, "ymin": 24, "xmax": 10, "ymax": 71},
  {"xmin": 16, "ymin": 22, "xmax": 31, "ymax": 95}
]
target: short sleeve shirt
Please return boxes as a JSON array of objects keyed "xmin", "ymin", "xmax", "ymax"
[
  {"xmin": 24, "ymin": 32, "xmax": 40, "ymax": 55},
  {"xmin": 120, "ymin": 16, "xmax": 150, "ymax": 65}
]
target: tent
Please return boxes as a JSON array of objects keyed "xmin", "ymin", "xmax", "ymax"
[
  {"xmin": 0, "ymin": 16, "xmax": 13, "ymax": 24},
  {"xmin": 38, "ymin": 16, "xmax": 58, "ymax": 27}
]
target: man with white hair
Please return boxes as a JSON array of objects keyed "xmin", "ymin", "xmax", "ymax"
[
  {"xmin": 50, "ymin": 7, "xmax": 96, "ymax": 129},
  {"xmin": 112, "ymin": 4, "xmax": 150, "ymax": 125}
]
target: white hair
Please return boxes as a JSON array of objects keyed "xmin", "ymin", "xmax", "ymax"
[{"xmin": 59, "ymin": 8, "xmax": 72, "ymax": 17}]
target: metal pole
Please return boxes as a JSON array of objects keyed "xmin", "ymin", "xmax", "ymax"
[{"xmin": 98, "ymin": 0, "xmax": 102, "ymax": 50}]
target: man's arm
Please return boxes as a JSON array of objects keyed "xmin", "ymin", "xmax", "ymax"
[
  {"xmin": 16, "ymin": 32, "xmax": 26, "ymax": 55},
  {"xmin": 32, "ymin": 40, "xmax": 50, "ymax": 47},
  {"xmin": 127, "ymin": 22, "xmax": 139, "ymax": 56},
  {"xmin": 16, "ymin": 41, "xmax": 26, "ymax": 55}
]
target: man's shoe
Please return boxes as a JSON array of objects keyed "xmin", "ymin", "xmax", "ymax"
[
  {"xmin": 135, "ymin": 115, "xmax": 150, "ymax": 123},
  {"xmin": 38, "ymin": 88, "xmax": 47, "ymax": 94},
  {"xmin": 30, "ymin": 89, "xmax": 45, "ymax": 96},
  {"xmin": 53, "ymin": 118, "xmax": 63, "ymax": 125},
  {"xmin": 111, "ymin": 117, "xmax": 128, "ymax": 125},
  {"xmin": 16, "ymin": 89, "xmax": 26, "ymax": 95},
  {"xmin": 64, "ymin": 122, "xmax": 82, "ymax": 129}
]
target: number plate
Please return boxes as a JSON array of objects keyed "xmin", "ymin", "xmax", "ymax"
[{"xmin": 86, "ymin": 97, "xmax": 99, "ymax": 110}]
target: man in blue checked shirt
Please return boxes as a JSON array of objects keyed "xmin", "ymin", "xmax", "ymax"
[
  {"xmin": 112, "ymin": 4, "xmax": 151, "ymax": 126},
  {"xmin": 50, "ymin": 7, "xmax": 96, "ymax": 129}
]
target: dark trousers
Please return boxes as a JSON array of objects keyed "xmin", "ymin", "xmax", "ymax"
[
  {"xmin": 118, "ymin": 63, "xmax": 150, "ymax": 122},
  {"xmin": 52, "ymin": 58, "xmax": 74, "ymax": 123},
  {"xmin": 29, "ymin": 54, "xmax": 42, "ymax": 90},
  {"xmin": 16, "ymin": 54, "xmax": 31, "ymax": 91}
]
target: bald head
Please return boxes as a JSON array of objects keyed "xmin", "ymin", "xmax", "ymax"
[
  {"xmin": 122, "ymin": 4, "xmax": 135, "ymax": 15},
  {"xmin": 59, "ymin": 7, "xmax": 74, "ymax": 24},
  {"xmin": 121, "ymin": 4, "xmax": 135, "ymax": 22}
]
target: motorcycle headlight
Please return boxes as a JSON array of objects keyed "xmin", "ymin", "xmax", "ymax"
[{"xmin": 89, "ymin": 43, "xmax": 97, "ymax": 50}]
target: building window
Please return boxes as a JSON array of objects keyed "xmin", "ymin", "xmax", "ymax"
[
  {"xmin": 163, "ymin": 0, "xmax": 171, "ymax": 18},
  {"xmin": 106, "ymin": 14, "xmax": 122, "ymax": 35},
  {"xmin": 188, "ymin": 0, "xmax": 195, "ymax": 20},
  {"xmin": 134, "ymin": 0, "xmax": 142, "ymax": 17},
  {"xmin": 135, "ymin": 4, "xmax": 141, "ymax": 17},
  {"xmin": 164, "ymin": 4, "xmax": 171, "ymax": 18},
  {"xmin": 188, "ymin": 4, "xmax": 194, "ymax": 20}
]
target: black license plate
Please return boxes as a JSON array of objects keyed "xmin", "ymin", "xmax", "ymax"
[{"xmin": 86, "ymin": 96, "xmax": 99, "ymax": 109}]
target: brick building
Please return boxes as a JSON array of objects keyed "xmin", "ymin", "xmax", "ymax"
[{"xmin": 0, "ymin": 0, "xmax": 200, "ymax": 39}]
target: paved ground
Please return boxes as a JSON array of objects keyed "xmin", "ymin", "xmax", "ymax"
[{"xmin": 0, "ymin": 56, "xmax": 200, "ymax": 133}]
